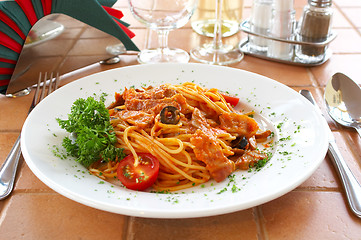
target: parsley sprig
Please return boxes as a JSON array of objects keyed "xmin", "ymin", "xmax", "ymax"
[{"xmin": 57, "ymin": 96, "xmax": 125, "ymax": 167}]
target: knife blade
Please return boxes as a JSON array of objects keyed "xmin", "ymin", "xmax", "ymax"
[{"xmin": 300, "ymin": 89, "xmax": 361, "ymax": 218}]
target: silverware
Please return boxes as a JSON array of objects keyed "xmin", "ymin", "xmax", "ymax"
[
  {"xmin": 300, "ymin": 89, "xmax": 361, "ymax": 218},
  {"xmin": 0, "ymin": 72, "xmax": 60, "ymax": 200},
  {"xmin": 324, "ymin": 72, "xmax": 361, "ymax": 138}
]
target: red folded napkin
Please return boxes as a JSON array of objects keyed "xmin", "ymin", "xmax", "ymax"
[
  {"xmin": 0, "ymin": 68, "xmax": 14, "ymax": 75},
  {"xmin": 113, "ymin": 18, "xmax": 135, "ymax": 39},
  {"xmin": 0, "ymin": 31, "xmax": 22, "ymax": 53},
  {"xmin": 41, "ymin": 0, "xmax": 52, "ymax": 15},
  {"xmin": 0, "ymin": 79, "xmax": 10, "ymax": 87},
  {"xmin": 15, "ymin": 0, "xmax": 38, "ymax": 26},
  {"xmin": 103, "ymin": 6, "xmax": 124, "ymax": 19},
  {"xmin": 0, "ymin": 10, "xmax": 26, "ymax": 40},
  {"xmin": 0, "ymin": 0, "xmax": 139, "ymax": 94},
  {"xmin": 0, "ymin": 58, "xmax": 17, "ymax": 64}
]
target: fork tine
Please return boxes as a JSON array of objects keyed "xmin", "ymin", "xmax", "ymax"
[
  {"xmin": 35, "ymin": 72, "xmax": 60, "ymax": 106},
  {"xmin": 48, "ymin": 72, "xmax": 54, "ymax": 95},
  {"xmin": 39, "ymin": 72, "xmax": 47, "ymax": 103},
  {"xmin": 32, "ymin": 73, "xmax": 42, "ymax": 107},
  {"xmin": 54, "ymin": 72, "xmax": 60, "ymax": 90}
]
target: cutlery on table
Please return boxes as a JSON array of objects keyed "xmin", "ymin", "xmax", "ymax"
[
  {"xmin": 325, "ymin": 72, "xmax": 361, "ymax": 138},
  {"xmin": 300, "ymin": 89, "xmax": 361, "ymax": 218},
  {"xmin": 0, "ymin": 72, "xmax": 60, "ymax": 200}
]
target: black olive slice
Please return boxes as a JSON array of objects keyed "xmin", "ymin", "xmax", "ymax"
[
  {"xmin": 231, "ymin": 136, "xmax": 248, "ymax": 150},
  {"xmin": 160, "ymin": 106, "xmax": 180, "ymax": 125}
]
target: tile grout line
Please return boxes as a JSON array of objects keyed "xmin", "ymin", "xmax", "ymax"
[
  {"xmin": 253, "ymin": 206, "xmax": 269, "ymax": 240},
  {"xmin": 306, "ymin": 68, "xmax": 319, "ymax": 88},
  {"xmin": 0, "ymin": 130, "xmax": 21, "ymax": 134},
  {"xmin": 123, "ymin": 216, "xmax": 135, "ymax": 240},
  {"xmin": 338, "ymin": 130, "xmax": 361, "ymax": 171},
  {"xmin": 56, "ymin": 24, "xmax": 88, "ymax": 72},
  {"xmin": 10, "ymin": 192, "xmax": 59, "ymax": 196},
  {"xmin": 0, "ymin": 198, "xmax": 12, "ymax": 228},
  {"xmin": 294, "ymin": 187, "xmax": 340, "ymax": 192},
  {"xmin": 333, "ymin": 3, "xmax": 361, "ymax": 38}
]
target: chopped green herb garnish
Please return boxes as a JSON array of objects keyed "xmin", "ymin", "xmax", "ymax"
[
  {"xmin": 57, "ymin": 96, "xmax": 125, "ymax": 167},
  {"xmin": 231, "ymin": 184, "xmax": 240, "ymax": 193}
]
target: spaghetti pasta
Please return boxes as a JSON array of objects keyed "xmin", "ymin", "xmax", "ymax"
[{"xmin": 89, "ymin": 82, "xmax": 271, "ymax": 191}]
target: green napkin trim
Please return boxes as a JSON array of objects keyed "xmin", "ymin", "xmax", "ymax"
[
  {"xmin": 0, "ymin": 61, "xmax": 15, "ymax": 68},
  {"xmin": 31, "ymin": 0, "xmax": 44, "ymax": 19},
  {"xmin": 112, "ymin": 17, "xmax": 130, "ymax": 28},
  {"xmin": 52, "ymin": 0, "xmax": 139, "ymax": 51},
  {"xmin": 0, "ymin": 74, "xmax": 12, "ymax": 80},
  {"xmin": 0, "ymin": 85, "xmax": 8, "ymax": 94},
  {"xmin": 0, "ymin": 21, "xmax": 23, "ymax": 44},
  {"xmin": 96, "ymin": 0, "xmax": 117, "ymax": 7},
  {"xmin": 0, "ymin": 45, "xmax": 19, "ymax": 60},
  {"xmin": 0, "ymin": 1, "xmax": 32, "ymax": 36}
]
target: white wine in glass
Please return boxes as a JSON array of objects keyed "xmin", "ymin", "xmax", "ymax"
[
  {"xmin": 191, "ymin": 0, "xmax": 243, "ymax": 37},
  {"xmin": 190, "ymin": 0, "xmax": 244, "ymax": 65}
]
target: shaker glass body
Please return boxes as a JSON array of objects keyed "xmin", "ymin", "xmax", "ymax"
[
  {"xmin": 249, "ymin": 0, "xmax": 273, "ymax": 52},
  {"xmin": 296, "ymin": 2, "xmax": 333, "ymax": 63},
  {"xmin": 268, "ymin": 0, "xmax": 295, "ymax": 60}
]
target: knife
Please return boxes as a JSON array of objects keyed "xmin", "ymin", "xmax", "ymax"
[{"xmin": 300, "ymin": 90, "xmax": 361, "ymax": 218}]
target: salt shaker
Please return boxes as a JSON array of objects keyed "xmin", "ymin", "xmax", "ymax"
[
  {"xmin": 268, "ymin": 0, "xmax": 295, "ymax": 60},
  {"xmin": 249, "ymin": 0, "xmax": 273, "ymax": 52},
  {"xmin": 296, "ymin": 0, "xmax": 333, "ymax": 63}
]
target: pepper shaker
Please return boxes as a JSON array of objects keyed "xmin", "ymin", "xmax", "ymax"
[{"xmin": 296, "ymin": 0, "xmax": 333, "ymax": 63}]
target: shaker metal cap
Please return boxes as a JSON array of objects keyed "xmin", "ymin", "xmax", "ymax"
[{"xmin": 308, "ymin": 0, "xmax": 332, "ymax": 7}]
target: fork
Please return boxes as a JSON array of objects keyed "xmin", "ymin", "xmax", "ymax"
[{"xmin": 0, "ymin": 72, "xmax": 60, "ymax": 200}]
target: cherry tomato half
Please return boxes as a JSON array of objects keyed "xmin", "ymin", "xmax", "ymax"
[
  {"xmin": 117, "ymin": 153, "xmax": 159, "ymax": 191},
  {"xmin": 221, "ymin": 94, "xmax": 240, "ymax": 107}
]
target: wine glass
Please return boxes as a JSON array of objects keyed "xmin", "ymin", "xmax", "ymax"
[
  {"xmin": 128, "ymin": 0, "xmax": 198, "ymax": 64},
  {"xmin": 190, "ymin": 0, "xmax": 244, "ymax": 65}
]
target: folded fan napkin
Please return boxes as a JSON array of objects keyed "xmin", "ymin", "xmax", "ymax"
[
  {"xmin": 0, "ymin": 60, "xmax": 16, "ymax": 68},
  {"xmin": 0, "ymin": 58, "xmax": 16, "ymax": 64},
  {"xmin": 0, "ymin": 9, "xmax": 26, "ymax": 39},
  {"xmin": 51, "ymin": 0, "xmax": 138, "ymax": 51},
  {"xmin": 32, "ymin": 0, "xmax": 44, "ymax": 19},
  {"xmin": 0, "ymin": 0, "xmax": 139, "ymax": 94},
  {"xmin": 0, "ymin": 60, "xmax": 15, "ymax": 77},
  {"xmin": 0, "ymin": 82, "xmax": 10, "ymax": 93},
  {"xmin": 0, "ymin": 1, "xmax": 32, "ymax": 36},
  {"xmin": 40, "ymin": 0, "xmax": 51, "ymax": 15},
  {"xmin": 0, "ymin": 68, "xmax": 14, "ymax": 75},
  {"xmin": 0, "ymin": 75, "xmax": 11, "ymax": 80},
  {"xmin": 0, "ymin": 20, "xmax": 23, "ymax": 44},
  {"xmin": 97, "ymin": 0, "xmax": 117, "ymax": 7},
  {"xmin": 0, "ymin": 31, "xmax": 22, "ymax": 52},
  {"xmin": 0, "ymin": 45, "xmax": 19, "ymax": 61},
  {"xmin": 16, "ymin": 0, "xmax": 38, "ymax": 25}
]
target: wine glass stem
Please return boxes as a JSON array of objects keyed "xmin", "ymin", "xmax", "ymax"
[
  {"xmin": 213, "ymin": 0, "xmax": 223, "ymax": 50},
  {"xmin": 157, "ymin": 30, "xmax": 170, "ymax": 52}
]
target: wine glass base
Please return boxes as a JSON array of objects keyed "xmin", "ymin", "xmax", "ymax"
[
  {"xmin": 138, "ymin": 48, "xmax": 190, "ymax": 64},
  {"xmin": 190, "ymin": 44, "xmax": 244, "ymax": 65}
]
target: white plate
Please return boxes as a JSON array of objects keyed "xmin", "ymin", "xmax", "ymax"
[{"xmin": 21, "ymin": 63, "xmax": 329, "ymax": 218}]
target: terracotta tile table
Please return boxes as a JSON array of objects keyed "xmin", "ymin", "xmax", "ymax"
[{"xmin": 1, "ymin": 0, "xmax": 361, "ymax": 239}]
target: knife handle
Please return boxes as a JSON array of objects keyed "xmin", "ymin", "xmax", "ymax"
[{"xmin": 328, "ymin": 140, "xmax": 361, "ymax": 218}]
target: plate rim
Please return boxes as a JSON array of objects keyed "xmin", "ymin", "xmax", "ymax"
[{"xmin": 21, "ymin": 63, "xmax": 329, "ymax": 218}]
